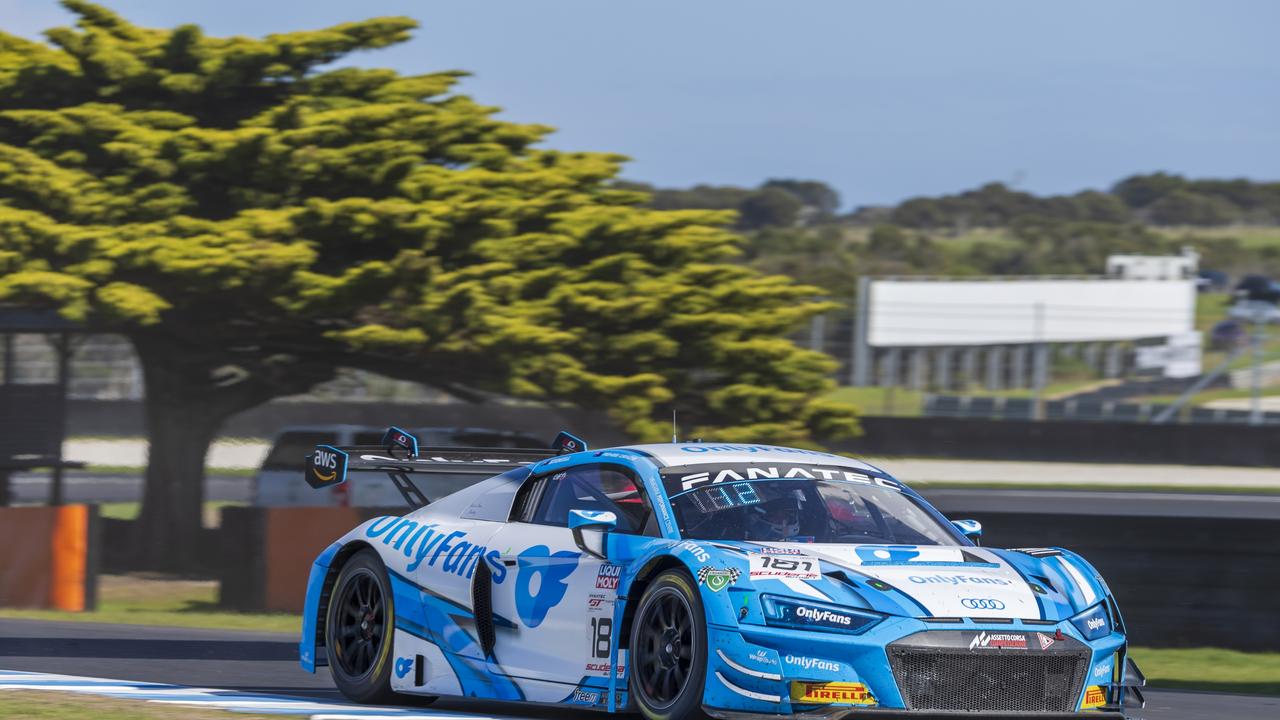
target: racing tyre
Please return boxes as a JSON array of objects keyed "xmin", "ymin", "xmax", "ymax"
[
  {"xmin": 630, "ymin": 569, "xmax": 709, "ymax": 720},
  {"xmin": 326, "ymin": 549, "xmax": 398, "ymax": 704}
]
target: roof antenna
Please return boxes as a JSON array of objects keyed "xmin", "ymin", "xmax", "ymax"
[{"xmin": 671, "ymin": 408, "xmax": 678, "ymax": 444}]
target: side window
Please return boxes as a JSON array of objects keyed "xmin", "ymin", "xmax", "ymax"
[{"xmin": 530, "ymin": 464, "xmax": 655, "ymax": 535}]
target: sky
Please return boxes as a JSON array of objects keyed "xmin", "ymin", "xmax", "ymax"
[{"xmin": 3, "ymin": 0, "xmax": 1278, "ymax": 209}]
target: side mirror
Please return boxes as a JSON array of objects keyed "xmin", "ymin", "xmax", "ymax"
[
  {"xmin": 569, "ymin": 509, "xmax": 617, "ymax": 560},
  {"xmin": 953, "ymin": 519, "xmax": 983, "ymax": 544}
]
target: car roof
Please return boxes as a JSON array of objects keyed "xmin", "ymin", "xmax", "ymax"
[{"xmin": 615, "ymin": 442, "xmax": 884, "ymax": 473}]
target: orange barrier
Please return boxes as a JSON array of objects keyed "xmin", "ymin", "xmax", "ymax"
[
  {"xmin": 0, "ymin": 505, "xmax": 97, "ymax": 611},
  {"xmin": 263, "ymin": 507, "xmax": 361, "ymax": 612}
]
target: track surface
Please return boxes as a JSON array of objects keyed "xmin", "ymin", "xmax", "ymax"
[{"xmin": 2, "ymin": 619, "xmax": 1275, "ymax": 720}]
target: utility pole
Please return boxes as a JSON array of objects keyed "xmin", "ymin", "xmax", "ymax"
[
  {"xmin": 850, "ymin": 276, "xmax": 872, "ymax": 386},
  {"xmin": 1251, "ymin": 305, "xmax": 1266, "ymax": 426},
  {"xmin": 1032, "ymin": 302, "xmax": 1046, "ymax": 421}
]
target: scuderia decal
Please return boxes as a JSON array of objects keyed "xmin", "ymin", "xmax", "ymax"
[{"xmin": 662, "ymin": 464, "xmax": 902, "ymax": 497}]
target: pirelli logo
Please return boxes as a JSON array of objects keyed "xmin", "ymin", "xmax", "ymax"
[
  {"xmin": 1081, "ymin": 685, "xmax": 1106, "ymax": 709},
  {"xmin": 790, "ymin": 681, "xmax": 876, "ymax": 706}
]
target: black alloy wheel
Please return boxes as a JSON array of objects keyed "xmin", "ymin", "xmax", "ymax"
[
  {"xmin": 630, "ymin": 570, "xmax": 708, "ymax": 720},
  {"xmin": 326, "ymin": 549, "xmax": 398, "ymax": 704}
]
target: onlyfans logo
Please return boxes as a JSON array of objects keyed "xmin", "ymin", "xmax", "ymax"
[
  {"xmin": 795, "ymin": 606, "xmax": 853, "ymax": 626},
  {"xmin": 785, "ymin": 655, "xmax": 840, "ymax": 673}
]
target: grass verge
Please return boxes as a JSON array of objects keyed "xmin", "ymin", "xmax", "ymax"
[
  {"xmin": 0, "ymin": 574, "xmax": 298, "ymax": 634},
  {"xmin": 0, "ymin": 691, "xmax": 284, "ymax": 719},
  {"xmin": 1131, "ymin": 647, "xmax": 1280, "ymax": 696}
]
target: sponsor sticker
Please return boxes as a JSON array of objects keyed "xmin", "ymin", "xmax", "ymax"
[
  {"xmin": 571, "ymin": 688, "xmax": 599, "ymax": 704},
  {"xmin": 960, "ymin": 598, "xmax": 1007, "ymax": 611},
  {"xmin": 394, "ymin": 657, "xmax": 413, "ymax": 679},
  {"xmin": 678, "ymin": 540, "xmax": 710, "ymax": 563},
  {"xmin": 758, "ymin": 546, "xmax": 804, "ymax": 555},
  {"xmin": 909, "ymin": 574, "xmax": 1011, "ymax": 586},
  {"xmin": 968, "ymin": 631, "xmax": 1028, "ymax": 650},
  {"xmin": 1093, "ymin": 659, "xmax": 1114, "ymax": 680},
  {"xmin": 1082, "ymin": 685, "xmax": 1106, "ymax": 709},
  {"xmin": 748, "ymin": 649, "xmax": 778, "ymax": 667},
  {"xmin": 790, "ymin": 681, "xmax": 876, "ymax": 706},
  {"xmin": 783, "ymin": 654, "xmax": 842, "ymax": 674},
  {"xmin": 697, "ymin": 567, "xmax": 740, "ymax": 592},
  {"xmin": 596, "ymin": 564, "xmax": 623, "ymax": 590},
  {"xmin": 749, "ymin": 553, "xmax": 820, "ymax": 580}
]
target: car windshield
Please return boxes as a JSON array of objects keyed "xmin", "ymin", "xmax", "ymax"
[{"xmin": 664, "ymin": 466, "xmax": 960, "ymax": 545}]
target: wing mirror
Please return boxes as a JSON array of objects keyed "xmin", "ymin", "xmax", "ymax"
[
  {"xmin": 953, "ymin": 519, "xmax": 983, "ymax": 544},
  {"xmin": 569, "ymin": 509, "xmax": 617, "ymax": 560}
]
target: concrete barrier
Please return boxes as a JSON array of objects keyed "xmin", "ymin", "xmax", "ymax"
[{"xmin": 0, "ymin": 505, "xmax": 99, "ymax": 610}]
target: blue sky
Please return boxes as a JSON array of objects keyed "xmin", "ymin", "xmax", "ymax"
[{"xmin": 4, "ymin": 1, "xmax": 1277, "ymax": 208}]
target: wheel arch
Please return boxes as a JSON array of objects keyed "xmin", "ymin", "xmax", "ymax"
[
  {"xmin": 618, "ymin": 554, "xmax": 695, "ymax": 650},
  {"xmin": 313, "ymin": 539, "xmax": 378, "ymax": 660}
]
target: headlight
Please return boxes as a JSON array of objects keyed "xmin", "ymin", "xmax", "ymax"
[
  {"xmin": 1070, "ymin": 603, "xmax": 1112, "ymax": 641},
  {"xmin": 760, "ymin": 595, "xmax": 883, "ymax": 635}
]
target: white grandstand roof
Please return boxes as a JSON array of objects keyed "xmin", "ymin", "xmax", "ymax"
[{"xmin": 618, "ymin": 443, "xmax": 883, "ymax": 473}]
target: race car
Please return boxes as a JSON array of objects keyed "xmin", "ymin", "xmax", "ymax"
[{"xmin": 299, "ymin": 428, "xmax": 1145, "ymax": 717}]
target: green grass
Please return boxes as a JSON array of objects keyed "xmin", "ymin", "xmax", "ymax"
[
  {"xmin": 0, "ymin": 574, "xmax": 298, "ymax": 634},
  {"xmin": 1132, "ymin": 647, "xmax": 1280, "ymax": 696},
  {"xmin": 0, "ymin": 692, "xmax": 287, "ymax": 719},
  {"xmin": 97, "ymin": 500, "xmax": 244, "ymax": 523},
  {"xmin": 82, "ymin": 464, "xmax": 257, "ymax": 477},
  {"xmin": 825, "ymin": 385, "xmax": 926, "ymax": 416}
]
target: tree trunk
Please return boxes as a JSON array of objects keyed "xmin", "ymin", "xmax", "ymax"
[
  {"xmin": 136, "ymin": 396, "xmax": 221, "ymax": 571},
  {"xmin": 129, "ymin": 336, "xmax": 334, "ymax": 571},
  {"xmin": 133, "ymin": 342, "xmax": 228, "ymax": 571}
]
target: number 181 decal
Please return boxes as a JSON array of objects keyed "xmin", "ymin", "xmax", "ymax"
[{"xmin": 749, "ymin": 553, "xmax": 820, "ymax": 580}]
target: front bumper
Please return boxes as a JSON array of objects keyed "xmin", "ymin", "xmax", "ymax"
[{"xmin": 702, "ymin": 616, "xmax": 1137, "ymax": 717}]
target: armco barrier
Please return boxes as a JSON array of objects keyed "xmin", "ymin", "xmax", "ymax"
[
  {"xmin": 837, "ymin": 416, "xmax": 1280, "ymax": 467},
  {"xmin": 219, "ymin": 505, "xmax": 1280, "ymax": 650},
  {"xmin": 0, "ymin": 505, "xmax": 99, "ymax": 611}
]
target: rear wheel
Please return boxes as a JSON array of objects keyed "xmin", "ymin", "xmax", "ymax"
[
  {"xmin": 326, "ymin": 549, "xmax": 398, "ymax": 704},
  {"xmin": 630, "ymin": 569, "xmax": 709, "ymax": 720}
]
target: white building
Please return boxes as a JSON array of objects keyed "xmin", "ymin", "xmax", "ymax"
[{"xmin": 1105, "ymin": 247, "xmax": 1199, "ymax": 281}]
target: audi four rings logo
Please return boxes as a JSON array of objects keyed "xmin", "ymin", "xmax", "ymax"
[{"xmin": 961, "ymin": 598, "xmax": 1007, "ymax": 610}]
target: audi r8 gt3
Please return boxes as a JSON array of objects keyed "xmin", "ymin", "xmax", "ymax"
[{"xmin": 299, "ymin": 428, "xmax": 1145, "ymax": 717}]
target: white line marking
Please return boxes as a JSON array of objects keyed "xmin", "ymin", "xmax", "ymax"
[
  {"xmin": 0, "ymin": 670, "xmax": 524, "ymax": 719},
  {"xmin": 715, "ymin": 671, "xmax": 781, "ymax": 703}
]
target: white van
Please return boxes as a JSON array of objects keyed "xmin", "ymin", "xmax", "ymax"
[{"xmin": 251, "ymin": 425, "xmax": 546, "ymax": 507}]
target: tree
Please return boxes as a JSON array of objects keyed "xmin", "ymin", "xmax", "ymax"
[
  {"xmin": 0, "ymin": 3, "xmax": 855, "ymax": 567},
  {"xmin": 762, "ymin": 179, "xmax": 841, "ymax": 218},
  {"xmin": 737, "ymin": 186, "xmax": 803, "ymax": 229}
]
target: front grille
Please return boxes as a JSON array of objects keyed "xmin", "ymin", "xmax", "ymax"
[{"xmin": 888, "ymin": 647, "xmax": 1087, "ymax": 713}]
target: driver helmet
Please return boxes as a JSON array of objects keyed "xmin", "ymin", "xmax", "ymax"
[{"xmin": 749, "ymin": 491, "xmax": 803, "ymax": 539}]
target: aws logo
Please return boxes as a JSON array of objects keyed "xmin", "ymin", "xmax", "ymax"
[
  {"xmin": 307, "ymin": 445, "xmax": 347, "ymax": 488},
  {"xmin": 514, "ymin": 545, "xmax": 580, "ymax": 628}
]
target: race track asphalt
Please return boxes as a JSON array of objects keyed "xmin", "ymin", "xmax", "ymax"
[{"xmin": 1, "ymin": 619, "xmax": 1275, "ymax": 720}]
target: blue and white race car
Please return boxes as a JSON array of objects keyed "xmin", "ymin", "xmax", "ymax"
[{"xmin": 299, "ymin": 428, "xmax": 1145, "ymax": 717}]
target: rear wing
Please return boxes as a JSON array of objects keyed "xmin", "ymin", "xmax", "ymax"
[{"xmin": 304, "ymin": 426, "xmax": 586, "ymax": 508}]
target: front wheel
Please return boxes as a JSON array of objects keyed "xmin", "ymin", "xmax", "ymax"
[
  {"xmin": 630, "ymin": 569, "xmax": 709, "ymax": 720},
  {"xmin": 326, "ymin": 549, "xmax": 398, "ymax": 704}
]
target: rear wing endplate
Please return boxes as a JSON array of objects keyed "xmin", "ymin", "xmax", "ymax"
[{"xmin": 303, "ymin": 426, "xmax": 582, "ymax": 508}]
